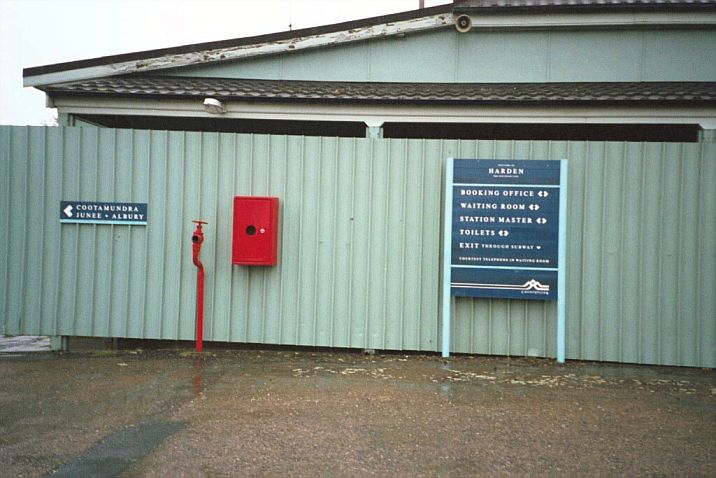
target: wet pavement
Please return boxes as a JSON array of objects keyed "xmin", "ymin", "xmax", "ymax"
[{"xmin": 0, "ymin": 348, "xmax": 714, "ymax": 477}]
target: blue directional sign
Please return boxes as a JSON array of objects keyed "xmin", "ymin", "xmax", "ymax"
[
  {"xmin": 60, "ymin": 201, "xmax": 147, "ymax": 225},
  {"xmin": 449, "ymin": 159, "xmax": 563, "ymax": 301}
]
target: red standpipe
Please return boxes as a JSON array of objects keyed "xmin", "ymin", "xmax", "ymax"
[{"xmin": 191, "ymin": 220, "xmax": 208, "ymax": 353}]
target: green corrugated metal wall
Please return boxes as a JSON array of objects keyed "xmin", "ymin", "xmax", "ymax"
[
  {"xmin": 173, "ymin": 29, "xmax": 716, "ymax": 83},
  {"xmin": 1, "ymin": 126, "xmax": 714, "ymax": 367}
]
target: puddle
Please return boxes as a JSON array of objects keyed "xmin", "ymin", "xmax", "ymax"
[{"xmin": 49, "ymin": 421, "xmax": 185, "ymax": 478}]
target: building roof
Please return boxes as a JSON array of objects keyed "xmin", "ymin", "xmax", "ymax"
[
  {"xmin": 24, "ymin": 0, "xmax": 715, "ymax": 88},
  {"xmin": 42, "ymin": 76, "xmax": 716, "ymax": 105},
  {"xmin": 453, "ymin": 0, "xmax": 716, "ymax": 12}
]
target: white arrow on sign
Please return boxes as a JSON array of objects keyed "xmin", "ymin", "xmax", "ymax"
[{"xmin": 63, "ymin": 204, "xmax": 73, "ymax": 218}]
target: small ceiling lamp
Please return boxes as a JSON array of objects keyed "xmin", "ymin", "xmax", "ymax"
[{"xmin": 203, "ymin": 97, "xmax": 226, "ymax": 114}]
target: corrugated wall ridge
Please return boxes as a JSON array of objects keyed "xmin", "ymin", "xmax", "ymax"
[{"xmin": 1, "ymin": 126, "xmax": 714, "ymax": 367}]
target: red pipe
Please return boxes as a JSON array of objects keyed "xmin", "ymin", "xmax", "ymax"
[{"xmin": 191, "ymin": 220, "xmax": 207, "ymax": 353}]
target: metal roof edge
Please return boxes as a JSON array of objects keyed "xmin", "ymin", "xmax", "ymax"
[
  {"xmin": 452, "ymin": 0, "xmax": 716, "ymax": 15},
  {"xmin": 23, "ymin": 5, "xmax": 451, "ymax": 83}
]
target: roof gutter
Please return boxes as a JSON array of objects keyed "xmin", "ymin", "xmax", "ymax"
[
  {"xmin": 453, "ymin": 1, "xmax": 716, "ymax": 15},
  {"xmin": 456, "ymin": 11, "xmax": 716, "ymax": 31},
  {"xmin": 48, "ymin": 95, "xmax": 716, "ymax": 129}
]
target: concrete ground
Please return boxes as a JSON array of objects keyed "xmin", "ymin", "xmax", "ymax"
[{"xmin": 0, "ymin": 346, "xmax": 714, "ymax": 477}]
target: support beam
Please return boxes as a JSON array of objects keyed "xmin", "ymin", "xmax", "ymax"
[
  {"xmin": 365, "ymin": 120, "xmax": 384, "ymax": 138},
  {"xmin": 698, "ymin": 129, "xmax": 716, "ymax": 141},
  {"xmin": 57, "ymin": 113, "xmax": 73, "ymax": 126},
  {"xmin": 50, "ymin": 336, "xmax": 69, "ymax": 352}
]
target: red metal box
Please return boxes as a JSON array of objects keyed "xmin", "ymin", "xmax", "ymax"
[{"xmin": 232, "ymin": 196, "xmax": 279, "ymax": 266}]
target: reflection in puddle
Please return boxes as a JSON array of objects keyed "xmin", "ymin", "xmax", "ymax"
[{"xmin": 193, "ymin": 359, "xmax": 203, "ymax": 396}]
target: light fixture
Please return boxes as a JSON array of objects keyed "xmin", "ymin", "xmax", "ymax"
[{"xmin": 203, "ymin": 97, "xmax": 226, "ymax": 114}]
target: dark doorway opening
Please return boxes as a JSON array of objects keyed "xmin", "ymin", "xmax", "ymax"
[
  {"xmin": 382, "ymin": 122, "xmax": 700, "ymax": 142},
  {"xmin": 75, "ymin": 114, "xmax": 701, "ymax": 142}
]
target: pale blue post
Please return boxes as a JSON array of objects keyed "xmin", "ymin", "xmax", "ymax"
[
  {"xmin": 557, "ymin": 160, "xmax": 568, "ymax": 363},
  {"xmin": 441, "ymin": 158, "xmax": 454, "ymax": 358}
]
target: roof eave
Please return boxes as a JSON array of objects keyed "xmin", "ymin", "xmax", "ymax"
[{"xmin": 43, "ymin": 89, "xmax": 716, "ymax": 107}]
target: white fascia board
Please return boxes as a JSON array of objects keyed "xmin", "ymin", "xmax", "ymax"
[
  {"xmin": 52, "ymin": 96, "xmax": 716, "ymax": 129},
  {"xmin": 467, "ymin": 12, "xmax": 716, "ymax": 30},
  {"xmin": 24, "ymin": 14, "xmax": 452, "ymax": 88}
]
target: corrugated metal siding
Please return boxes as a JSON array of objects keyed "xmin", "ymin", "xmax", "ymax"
[
  {"xmin": 446, "ymin": 138, "xmax": 716, "ymax": 367},
  {"xmin": 1, "ymin": 126, "xmax": 714, "ymax": 367},
  {"xmin": 0, "ymin": 128, "xmax": 443, "ymax": 351}
]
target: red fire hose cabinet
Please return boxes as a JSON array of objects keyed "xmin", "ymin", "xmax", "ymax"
[{"xmin": 232, "ymin": 196, "xmax": 279, "ymax": 266}]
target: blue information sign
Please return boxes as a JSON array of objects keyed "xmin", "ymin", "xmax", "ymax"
[
  {"xmin": 60, "ymin": 201, "xmax": 148, "ymax": 225},
  {"xmin": 450, "ymin": 159, "xmax": 562, "ymax": 300},
  {"xmin": 441, "ymin": 157, "xmax": 568, "ymax": 360}
]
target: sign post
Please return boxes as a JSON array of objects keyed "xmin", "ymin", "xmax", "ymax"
[
  {"xmin": 441, "ymin": 160, "xmax": 455, "ymax": 359},
  {"xmin": 557, "ymin": 160, "xmax": 568, "ymax": 363},
  {"xmin": 441, "ymin": 158, "xmax": 568, "ymax": 361}
]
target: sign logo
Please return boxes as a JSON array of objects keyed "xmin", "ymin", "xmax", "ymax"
[
  {"xmin": 452, "ymin": 279, "xmax": 549, "ymax": 293},
  {"xmin": 60, "ymin": 201, "xmax": 148, "ymax": 225}
]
